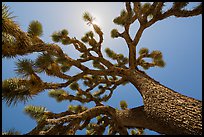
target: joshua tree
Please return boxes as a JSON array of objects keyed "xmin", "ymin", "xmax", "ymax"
[{"xmin": 2, "ymin": 2, "xmax": 202, "ymax": 135}]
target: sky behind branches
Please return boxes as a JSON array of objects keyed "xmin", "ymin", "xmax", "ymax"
[{"xmin": 2, "ymin": 2, "xmax": 202, "ymax": 135}]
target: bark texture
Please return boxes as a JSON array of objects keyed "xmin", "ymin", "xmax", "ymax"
[{"xmin": 117, "ymin": 69, "xmax": 202, "ymax": 135}]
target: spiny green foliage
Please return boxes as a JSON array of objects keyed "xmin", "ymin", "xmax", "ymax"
[
  {"xmin": 113, "ymin": 9, "xmax": 128, "ymax": 26},
  {"xmin": 27, "ymin": 20, "xmax": 43, "ymax": 37},
  {"xmin": 141, "ymin": 3, "xmax": 151, "ymax": 14},
  {"xmin": 56, "ymin": 56, "xmax": 72, "ymax": 73},
  {"xmin": 105, "ymin": 48, "xmax": 128, "ymax": 67},
  {"xmin": 24, "ymin": 105, "xmax": 48, "ymax": 123},
  {"xmin": 138, "ymin": 47, "xmax": 165, "ymax": 70},
  {"xmin": 2, "ymin": 2, "xmax": 202, "ymax": 135},
  {"xmin": 2, "ymin": 78, "xmax": 32, "ymax": 106},
  {"xmin": 2, "ymin": 4, "xmax": 15, "ymax": 21},
  {"xmin": 139, "ymin": 47, "xmax": 149, "ymax": 55},
  {"xmin": 51, "ymin": 29, "xmax": 71, "ymax": 45},
  {"xmin": 51, "ymin": 31, "xmax": 61, "ymax": 42},
  {"xmin": 130, "ymin": 129, "xmax": 137, "ymax": 135},
  {"xmin": 81, "ymin": 31, "xmax": 95, "ymax": 43},
  {"xmin": 83, "ymin": 12, "xmax": 102, "ymax": 35},
  {"xmin": 86, "ymin": 31, "xmax": 94, "ymax": 38},
  {"xmin": 70, "ymin": 82, "xmax": 79, "ymax": 90},
  {"xmin": 15, "ymin": 59, "xmax": 35, "ymax": 78},
  {"xmin": 120, "ymin": 100, "xmax": 128, "ymax": 110},
  {"xmin": 48, "ymin": 89, "xmax": 67, "ymax": 102},
  {"xmin": 68, "ymin": 105, "xmax": 88, "ymax": 113},
  {"xmin": 35, "ymin": 53, "xmax": 53, "ymax": 72},
  {"xmin": 111, "ymin": 29, "xmax": 120, "ymax": 38},
  {"xmin": 105, "ymin": 48, "xmax": 119, "ymax": 59},
  {"xmin": 61, "ymin": 29, "xmax": 69, "ymax": 36},
  {"xmin": 83, "ymin": 12, "xmax": 94, "ymax": 25}
]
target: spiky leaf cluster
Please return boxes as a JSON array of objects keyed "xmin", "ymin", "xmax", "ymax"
[
  {"xmin": 48, "ymin": 89, "xmax": 67, "ymax": 102},
  {"xmin": 141, "ymin": 3, "xmax": 151, "ymax": 14},
  {"xmin": 113, "ymin": 9, "xmax": 128, "ymax": 26},
  {"xmin": 27, "ymin": 20, "xmax": 43, "ymax": 37},
  {"xmin": 81, "ymin": 31, "xmax": 95, "ymax": 43},
  {"xmin": 150, "ymin": 50, "xmax": 165, "ymax": 67},
  {"xmin": 120, "ymin": 100, "xmax": 128, "ymax": 110},
  {"xmin": 51, "ymin": 29, "xmax": 71, "ymax": 45},
  {"xmin": 54, "ymin": 56, "xmax": 72, "ymax": 73},
  {"xmin": 137, "ymin": 48, "xmax": 165, "ymax": 70},
  {"xmin": 15, "ymin": 59, "xmax": 35, "ymax": 78},
  {"xmin": 24, "ymin": 105, "xmax": 48, "ymax": 123},
  {"xmin": 105, "ymin": 48, "xmax": 128, "ymax": 67},
  {"xmin": 35, "ymin": 53, "xmax": 54, "ymax": 72},
  {"xmin": 111, "ymin": 29, "xmax": 120, "ymax": 38},
  {"xmin": 83, "ymin": 12, "xmax": 94, "ymax": 24},
  {"xmin": 105, "ymin": 48, "xmax": 118, "ymax": 59},
  {"xmin": 2, "ymin": 4, "xmax": 14, "ymax": 20},
  {"xmin": 139, "ymin": 47, "xmax": 149, "ymax": 55},
  {"xmin": 2, "ymin": 78, "xmax": 32, "ymax": 106},
  {"xmin": 68, "ymin": 105, "xmax": 87, "ymax": 113},
  {"xmin": 61, "ymin": 29, "xmax": 69, "ymax": 36},
  {"xmin": 70, "ymin": 82, "xmax": 79, "ymax": 90},
  {"xmin": 131, "ymin": 129, "xmax": 137, "ymax": 135}
]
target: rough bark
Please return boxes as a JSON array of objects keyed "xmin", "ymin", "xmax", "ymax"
[{"xmin": 117, "ymin": 69, "xmax": 202, "ymax": 135}]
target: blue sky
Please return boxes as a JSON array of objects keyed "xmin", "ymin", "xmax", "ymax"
[{"xmin": 2, "ymin": 2, "xmax": 202, "ymax": 135}]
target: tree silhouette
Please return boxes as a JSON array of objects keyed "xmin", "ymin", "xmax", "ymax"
[{"xmin": 2, "ymin": 2, "xmax": 202, "ymax": 135}]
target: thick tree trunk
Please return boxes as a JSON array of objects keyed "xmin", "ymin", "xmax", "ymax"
[{"xmin": 117, "ymin": 69, "xmax": 202, "ymax": 135}]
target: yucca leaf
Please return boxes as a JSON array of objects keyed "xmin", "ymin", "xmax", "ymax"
[
  {"xmin": 2, "ymin": 4, "xmax": 16, "ymax": 21},
  {"xmin": 24, "ymin": 105, "xmax": 48, "ymax": 123},
  {"xmin": 27, "ymin": 20, "xmax": 43, "ymax": 37},
  {"xmin": 139, "ymin": 48, "xmax": 149, "ymax": 55},
  {"xmin": 48, "ymin": 89, "xmax": 67, "ymax": 102},
  {"xmin": 83, "ymin": 12, "xmax": 94, "ymax": 23},
  {"xmin": 150, "ymin": 50, "xmax": 162, "ymax": 60},
  {"xmin": 15, "ymin": 59, "xmax": 35, "ymax": 78},
  {"xmin": 120, "ymin": 100, "xmax": 128, "ymax": 110},
  {"xmin": 61, "ymin": 29, "xmax": 69, "ymax": 36},
  {"xmin": 70, "ymin": 82, "xmax": 79, "ymax": 90},
  {"xmin": 2, "ymin": 78, "xmax": 32, "ymax": 106},
  {"xmin": 61, "ymin": 38, "xmax": 71, "ymax": 45},
  {"xmin": 111, "ymin": 29, "xmax": 120, "ymax": 38},
  {"xmin": 35, "ymin": 53, "xmax": 53, "ymax": 72},
  {"xmin": 51, "ymin": 31, "xmax": 61, "ymax": 42},
  {"xmin": 154, "ymin": 59, "xmax": 166, "ymax": 67}
]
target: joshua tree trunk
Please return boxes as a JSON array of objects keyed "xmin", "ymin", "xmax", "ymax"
[{"xmin": 116, "ymin": 69, "xmax": 202, "ymax": 135}]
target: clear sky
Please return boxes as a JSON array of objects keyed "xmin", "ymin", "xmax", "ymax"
[{"xmin": 2, "ymin": 2, "xmax": 202, "ymax": 135}]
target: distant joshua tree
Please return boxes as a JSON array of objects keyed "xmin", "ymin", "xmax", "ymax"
[{"xmin": 2, "ymin": 2, "xmax": 202, "ymax": 135}]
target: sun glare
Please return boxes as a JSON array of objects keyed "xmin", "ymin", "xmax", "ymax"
[{"xmin": 92, "ymin": 18, "xmax": 100, "ymax": 26}]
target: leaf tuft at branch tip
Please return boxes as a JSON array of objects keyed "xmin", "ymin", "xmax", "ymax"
[
  {"xmin": 2, "ymin": 78, "xmax": 32, "ymax": 107},
  {"xmin": 120, "ymin": 100, "xmax": 128, "ymax": 110},
  {"xmin": 27, "ymin": 20, "xmax": 43, "ymax": 37},
  {"xmin": 83, "ymin": 12, "xmax": 94, "ymax": 23},
  {"xmin": 70, "ymin": 82, "xmax": 79, "ymax": 90},
  {"xmin": 61, "ymin": 29, "xmax": 69, "ymax": 36},
  {"xmin": 139, "ymin": 48, "xmax": 149, "ymax": 55},
  {"xmin": 111, "ymin": 29, "xmax": 120, "ymax": 38}
]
